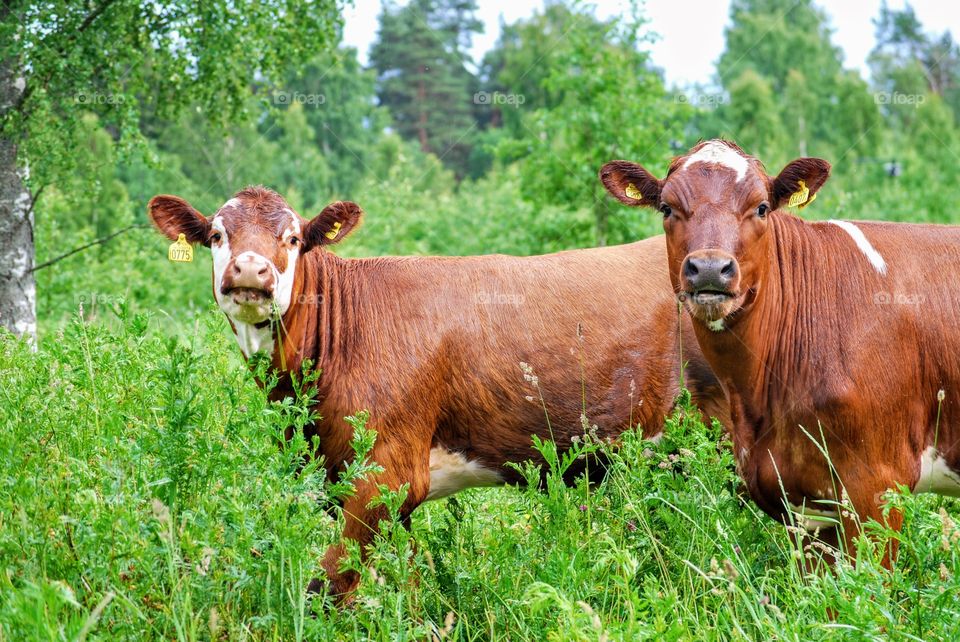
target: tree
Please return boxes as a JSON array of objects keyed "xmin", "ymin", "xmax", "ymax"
[
  {"xmin": 870, "ymin": 2, "xmax": 960, "ymax": 124},
  {"xmin": 500, "ymin": 3, "xmax": 682, "ymax": 247},
  {"xmin": 0, "ymin": 0, "xmax": 341, "ymax": 340},
  {"xmin": 714, "ymin": 0, "xmax": 881, "ymax": 164},
  {"xmin": 276, "ymin": 48, "xmax": 389, "ymax": 197},
  {"xmin": 370, "ymin": 0, "xmax": 482, "ymax": 177}
]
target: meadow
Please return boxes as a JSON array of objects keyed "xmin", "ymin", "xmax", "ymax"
[
  {"xmin": 5, "ymin": 0, "xmax": 960, "ymax": 638},
  {"xmin": 2, "ymin": 303, "xmax": 960, "ymax": 640}
]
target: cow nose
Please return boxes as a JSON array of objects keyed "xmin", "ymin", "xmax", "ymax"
[
  {"xmin": 682, "ymin": 252, "xmax": 738, "ymax": 292},
  {"xmin": 224, "ymin": 253, "xmax": 275, "ymax": 294}
]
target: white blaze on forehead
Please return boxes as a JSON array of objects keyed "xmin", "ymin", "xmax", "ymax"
[
  {"xmin": 221, "ymin": 197, "xmax": 242, "ymax": 210},
  {"xmin": 682, "ymin": 141, "xmax": 749, "ymax": 182},
  {"xmin": 827, "ymin": 220, "xmax": 887, "ymax": 276},
  {"xmin": 425, "ymin": 447, "xmax": 503, "ymax": 501}
]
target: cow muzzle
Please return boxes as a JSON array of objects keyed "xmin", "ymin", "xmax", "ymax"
[
  {"xmin": 220, "ymin": 253, "xmax": 277, "ymax": 323},
  {"xmin": 680, "ymin": 250, "xmax": 741, "ymax": 324}
]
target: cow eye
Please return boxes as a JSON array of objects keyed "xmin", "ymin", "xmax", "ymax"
[
  {"xmin": 756, "ymin": 203, "xmax": 769, "ymax": 219},
  {"xmin": 659, "ymin": 203, "xmax": 672, "ymax": 218},
  {"xmin": 288, "ymin": 236, "xmax": 300, "ymax": 247},
  {"xmin": 210, "ymin": 232, "xmax": 222, "ymax": 243}
]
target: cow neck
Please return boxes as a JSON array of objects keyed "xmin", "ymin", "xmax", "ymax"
[
  {"xmin": 273, "ymin": 248, "xmax": 344, "ymax": 386},
  {"xmin": 693, "ymin": 213, "xmax": 811, "ymax": 422}
]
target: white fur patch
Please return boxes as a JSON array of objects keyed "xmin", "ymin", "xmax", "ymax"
[
  {"xmin": 788, "ymin": 501, "xmax": 840, "ymax": 531},
  {"xmin": 210, "ymin": 217, "xmax": 231, "ymax": 305},
  {"xmin": 233, "ymin": 321, "xmax": 274, "ymax": 359},
  {"xmin": 916, "ymin": 446, "xmax": 960, "ymax": 497},
  {"xmin": 426, "ymin": 448, "xmax": 503, "ymax": 500},
  {"xmin": 221, "ymin": 198, "xmax": 242, "ymax": 210},
  {"xmin": 828, "ymin": 220, "xmax": 887, "ymax": 276},
  {"xmin": 275, "ymin": 217, "xmax": 301, "ymax": 316},
  {"xmin": 683, "ymin": 140, "xmax": 748, "ymax": 182}
]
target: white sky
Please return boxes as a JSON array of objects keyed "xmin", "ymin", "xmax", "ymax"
[{"xmin": 342, "ymin": 0, "xmax": 960, "ymax": 86}]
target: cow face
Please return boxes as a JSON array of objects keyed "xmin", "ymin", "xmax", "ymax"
[
  {"xmin": 600, "ymin": 140, "xmax": 830, "ymax": 330},
  {"xmin": 149, "ymin": 187, "xmax": 362, "ymax": 326}
]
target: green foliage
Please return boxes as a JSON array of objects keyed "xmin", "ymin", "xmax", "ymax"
[
  {"xmin": 370, "ymin": 0, "xmax": 483, "ymax": 177},
  {"xmin": 2, "ymin": 318, "xmax": 959, "ymax": 639},
  {"xmin": 497, "ymin": 2, "xmax": 682, "ymax": 247},
  {"xmin": 3, "ymin": 0, "xmax": 342, "ymax": 191}
]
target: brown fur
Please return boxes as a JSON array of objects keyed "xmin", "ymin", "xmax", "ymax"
[
  {"xmin": 601, "ymin": 140, "xmax": 960, "ymax": 570},
  {"xmin": 149, "ymin": 187, "xmax": 731, "ymax": 601}
]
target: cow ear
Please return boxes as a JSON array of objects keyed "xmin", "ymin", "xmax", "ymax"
[
  {"xmin": 770, "ymin": 158, "xmax": 831, "ymax": 211},
  {"xmin": 599, "ymin": 161, "xmax": 663, "ymax": 207},
  {"xmin": 302, "ymin": 201, "xmax": 363, "ymax": 252},
  {"xmin": 148, "ymin": 195, "xmax": 211, "ymax": 245}
]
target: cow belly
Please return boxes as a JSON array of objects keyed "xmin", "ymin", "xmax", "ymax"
[
  {"xmin": 916, "ymin": 447, "xmax": 960, "ymax": 497},
  {"xmin": 426, "ymin": 447, "xmax": 503, "ymax": 501}
]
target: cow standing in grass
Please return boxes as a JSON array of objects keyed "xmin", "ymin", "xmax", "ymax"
[
  {"xmin": 601, "ymin": 140, "xmax": 960, "ymax": 567},
  {"xmin": 149, "ymin": 186, "xmax": 729, "ymax": 601}
]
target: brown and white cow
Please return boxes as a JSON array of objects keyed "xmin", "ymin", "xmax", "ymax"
[
  {"xmin": 149, "ymin": 186, "xmax": 729, "ymax": 599},
  {"xmin": 601, "ymin": 139, "xmax": 960, "ymax": 567}
]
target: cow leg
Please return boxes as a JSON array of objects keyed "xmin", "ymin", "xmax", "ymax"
[
  {"xmin": 310, "ymin": 443, "xmax": 432, "ymax": 603},
  {"xmin": 838, "ymin": 468, "xmax": 906, "ymax": 569}
]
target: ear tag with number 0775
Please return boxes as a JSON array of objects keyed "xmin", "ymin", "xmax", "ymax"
[{"xmin": 168, "ymin": 233, "xmax": 193, "ymax": 263}]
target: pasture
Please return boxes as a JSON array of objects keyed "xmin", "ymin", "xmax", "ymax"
[{"xmin": 3, "ymin": 0, "xmax": 960, "ymax": 639}]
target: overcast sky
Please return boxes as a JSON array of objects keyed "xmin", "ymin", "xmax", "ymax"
[{"xmin": 342, "ymin": 0, "xmax": 960, "ymax": 86}]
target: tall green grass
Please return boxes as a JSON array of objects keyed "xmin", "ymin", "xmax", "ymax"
[{"xmin": 1, "ymin": 307, "xmax": 958, "ymax": 640}]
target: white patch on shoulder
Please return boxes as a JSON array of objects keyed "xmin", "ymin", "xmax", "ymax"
[
  {"xmin": 916, "ymin": 446, "xmax": 960, "ymax": 496},
  {"xmin": 426, "ymin": 448, "xmax": 503, "ymax": 501},
  {"xmin": 788, "ymin": 501, "xmax": 840, "ymax": 531},
  {"xmin": 683, "ymin": 140, "xmax": 749, "ymax": 182},
  {"xmin": 828, "ymin": 220, "xmax": 887, "ymax": 276},
  {"xmin": 707, "ymin": 318, "xmax": 725, "ymax": 332},
  {"xmin": 233, "ymin": 321, "xmax": 274, "ymax": 359}
]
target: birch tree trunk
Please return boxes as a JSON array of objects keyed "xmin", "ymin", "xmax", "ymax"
[{"xmin": 0, "ymin": 51, "xmax": 36, "ymax": 341}]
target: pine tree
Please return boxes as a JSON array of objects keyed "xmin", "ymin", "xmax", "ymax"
[{"xmin": 370, "ymin": 0, "xmax": 482, "ymax": 177}]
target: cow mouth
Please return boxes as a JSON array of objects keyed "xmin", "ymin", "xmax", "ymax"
[
  {"xmin": 225, "ymin": 287, "xmax": 274, "ymax": 305},
  {"xmin": 686, "ymin": 290, "xmax": 734, "ymax": 306}
]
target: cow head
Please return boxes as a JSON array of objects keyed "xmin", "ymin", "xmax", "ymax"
[
  {"xmin": 600, "ymin": 140, "xmax": 830, "ymax": 330},
  {"xmin": 149, "ymin": 187, "xmax": 362, "ymax": 327}
]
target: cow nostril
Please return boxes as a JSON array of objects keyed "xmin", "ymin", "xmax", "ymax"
[
  {"xmin": 232, "ymin": 262, "xmax": 241, "ymax": 275},
  {"xmin": 683, "ymin": 260, "xmax": 700, "ymax": 278},
  {"xmin": 720, "ymin": 260, "xmax": 736, "ymax": 278},
  {"xmin": 257, "ymin": 265, "xmax": 268, "ymax": 277}
]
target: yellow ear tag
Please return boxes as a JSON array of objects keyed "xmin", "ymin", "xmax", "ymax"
[
  {"xmin": 325, "ymin": 221, "xmax": 342, "ymax": 240},
  {"xmin": 624, "ymin": 183, "xmax": 643, "ymax": 201},
  {"xmin": 168, "ymin": 233, "xmax": 193, "ymax": 263},
  {"xmin": 797, "ymin": 191, "xmax": 817, "ymax": 210},
  {"xmin": 787, "ymin": 180, "xmax": 810, "ymax": 208}
]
